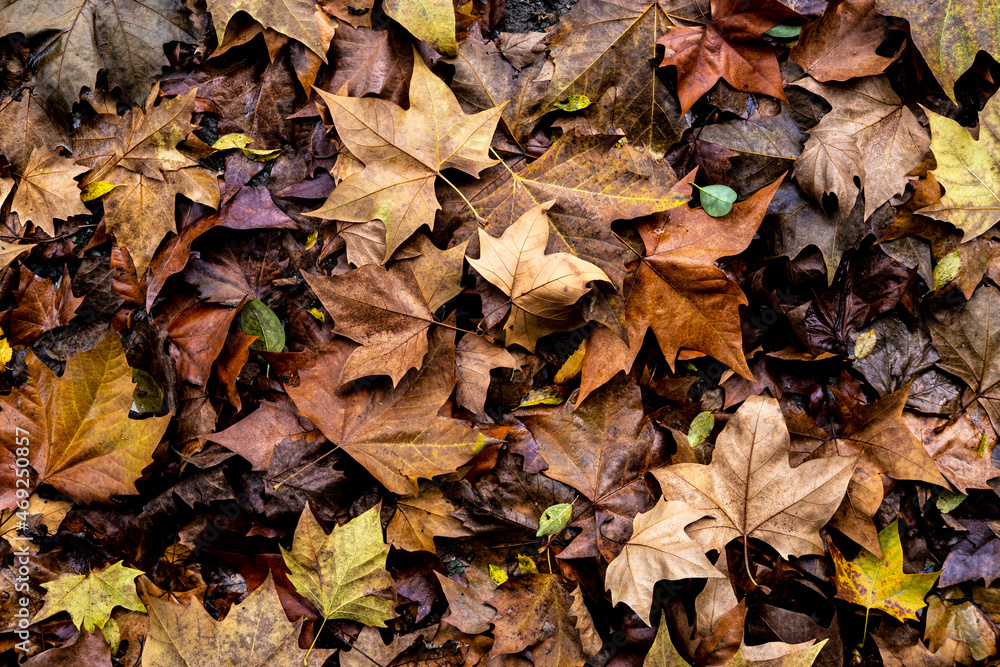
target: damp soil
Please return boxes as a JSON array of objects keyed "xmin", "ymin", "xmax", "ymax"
[{"xmin": 495, "ymin": 0, "xmax": 580, "ymax": 33}]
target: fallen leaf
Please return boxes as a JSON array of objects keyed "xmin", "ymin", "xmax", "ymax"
[
  {"xmin": 606, "ymin": 499, "xmax": 724, "ymax": 625},
  {"xmin": 387, "ymin": 486, "xmax": 473, "ymax": 552},
  {"xmin": 652, "ymin": 394, "xmax": 855, "ymax": 558},
  {"xmin": 34, "ymin": 561, "xmax": 145, "ymax": 633},
  {"xmin": 284, "ymin": 329, "xmax": 491, "ymax": 495},
  {"xmin": 455, "ymin": 333, "xmax": 519, "ymax": 415},
  {"xmin": 917, "ymin": 93, "xmax": 1000, "ymax": 241},
  {"xmin": 875, "ymin": 0, "xmax": 999, "ymax": 102},
  {"xmin": 206, "ymin": 0, "xmax": 337, "ymax": 59},
  {"xmin": 924, "ymin": 588, "xmax": 998, "ymax": 663},
  {"xmin": 468, "ymin": 202, "xmax": 610, "ymax": 350},
  {"xmin": 308, "ymin": 48, "xmax": 503, "ymax": 261},
  {"xmin": 142, "ymin": 574, "xmax": 334, "ymax": 666},
  {"xmin": 0, "ymin": 332, "xmax": 171, "ymax": 506},
  {"xmin": 487, "ymin": 574, "xmax": 589, "ymax": 667},
  {"xmin": 790, "ymin": 0, "xmax": 900, "ymax": 81},
  {"xmin": 384, "ymin": 0, "xmax": 456, "ymax": 55},
  {"xmin": 0, "ymin": 0, "xmax": 196, "ymax": 114},
  {"xmin": 657, "ymin": 0, "xmax": 798, "ymax": 114},
  {"xmin": 281, "ymin": 505, "xmax": 396, "ymax": 626},
  {"xmin": 928, "ymin": 284, "xmax": 1000, "ymax": 434},
  {"xmin": 793, "ymin": 75, "xmax": 929, "ymax": 221},
  {"xmin": 831, "ymin": 520, "xmax": 940, "ymax": 623}
]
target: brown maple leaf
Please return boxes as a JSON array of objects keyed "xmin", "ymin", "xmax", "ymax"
[
  {"xmin": 303, "ymin": 237, "xmax": 466, "ymax": 386},
  {"xmin": 518, "ymin": 375, "xmax": 669, "ymax": 560},
  {"xmin": 284, "ymin": 328, "xmax": 494, "ymax": 495},
  {"xmin": 789, "ymin": 386, "xmax": 948, "ymax": 555},
  {"xmin": 308, "ymin": 46, "xmax": 504, "ymax": 262},
  {"xmin": 657, "ymin": 0, "xmax": 799, "ymax": 114}
]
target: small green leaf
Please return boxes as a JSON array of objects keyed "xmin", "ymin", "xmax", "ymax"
[
  {"xmin": 554, "ymin": 94, "xmax": 592, "ymax": 112},
  {"xmin": 933, "ymin": 250, "xmax": 961, "ymax": 290},
  {"xmin": 131, "ymin": 368, "xmax": 164, "ymax": 414},
  {"xmin": 695, "ymin": 184, "xmax": 738, "ymax": 217},
  {"xmin": 977, "ymin": 432, "xmax": 992, "ymax": 456},
  {"xmin": 489, "ymin": 564, "xmax": 508, "ymax": 586},
  {"xmin": 765, "ymin": 22, "xmax": 803, "ymax": 38},
  {"xmin": 936, "ymin": 491, "xmax": 966, "ymax": 513},
  {"xmin": 537, "ymin": 503, "xmax": 573, "ymax": 537},
  {"xmin": 240, "ymin": 299, "xmax": 285, "ymax": 353},
  {"xmin": 34, "ymin": 561, "xmax": 146, "ymax": 633},
  {"xmin": 687, "ymin": 411, "xmax": 715, "ymax": 447}
]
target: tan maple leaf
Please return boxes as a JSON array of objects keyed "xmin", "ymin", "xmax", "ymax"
[
  {"xmin": 652, "ymin": 395, "xmax": 855, "ymax": 559},
  {"xmin": 73, "ymin": 88, "xmax": 219, "ymax": 274},
  {"xmin": 606, "ymin": 499, "xmax": 724, "ymax": 625},
  {"xmin": 309, "ymin": 47, "xmax": 504, "ymax": 261},
  {"xmin": 206, "ymin": 0, "xmax": 337, "ymax": 60},
  {"xmin": 468, "ymin": 201, "xmax": 610, "ymax": 351}
]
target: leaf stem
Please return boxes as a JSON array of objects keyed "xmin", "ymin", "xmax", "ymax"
[
  {"xmin": 437, "ymin": 171, "xmax": 486, "ymax": 225},
  {"xmin": 744, "ymin": 537, "xmax": 758, "ymax": 587},
  {"xmin": 304, "ymin": 616, "xmax": 329, "ymax": 666}
]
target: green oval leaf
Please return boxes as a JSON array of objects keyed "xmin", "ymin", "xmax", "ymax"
[
  {"xmin": 696, "ymin": 184, "xmax": 738, "ymax": 217},
  {"xmin": 240, "ymin": 299, "xmax": 285, "ymax": 353},
  {"xmin": 687, "ymin": 411, "xmax": 715, "ymax": 447},
  {"xmin": 554, "ymin": 94, "xmax": 592, "ymax": 112},
  {"xmin": 765, "ymin": 22, "xmax": 804, "ymax": 39},
  {"xmin": 536, "ymin": 503, "xmax": 573, "ymax": 537}
]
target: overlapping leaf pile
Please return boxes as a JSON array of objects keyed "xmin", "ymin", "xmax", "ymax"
[{"xmin": 0, "ymin": 0, "xmax": 999, "ymax": 665}]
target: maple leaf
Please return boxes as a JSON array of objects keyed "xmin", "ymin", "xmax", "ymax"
[
  {"xmin": 928, "ymin": 284, "xmax": 1000, "ymax": 435},
  {"xmin": 308, "ymin": 48, "xmax": 504, "ymax": 261},
  {"xmin": 0, "ymin": 94, "xmax": 88, "ymax": 236},
  {"xmin": 303, "ymin": 238, "xmax": 466, "ymax": 386},
  {"xmin": 434, "ymin": 566, "xmax": 496, "ymax": 634},
  {"xmin": 605, "ymin": 499, "xmax": 724, "ymax": 625},
  {"xmin": 789, "ymin": 386, "xmax": 947, "ymax": 555},
  {"xmin": 383, "ymin": 0, "xmax": 456, "ymax": 55},
  {"xmin": 657, "ymin": 0, "xmax": 799, "ymax": 114},
  {"xmin": 143, "ymin": 574, "xmax": 334, "ymax": 667},
  {"xmin": 34, "ymin": 561, "xmax": 145, "ymax": 633},
  {"xmin": 487, "ymin": 574, "xmax": 590, "ymax": 667},
  {"xmin": 518, "ymin": 376, "xmax": 670, "ymax": 559},
  {"xmin": 72, "ymin": 88, "xmax": 220, "ymax": 274},
  {"xmin": 467, "ymin": 133, "xmax": 689, "ymax": 303},
  {"xmin": 875, "ymin": 0, "xmax": 999, "ymax": 103},
  {"xmin": 831, "ymin": 520, "xmax": 940, "ymax": 624},
  {"xmin": 582, "ymin": 173, "xmax": 781, "ymax": 392},
  {"xmin": 652, "ymin": 394, "xmax": 855, "ymax": 559},
  {"xmin": 6, "ymin": 265, "xmax": 85, "ymax": 345},
  {"xmin": 538, "ymin": 0, "xmax": 699, "ymax": 153},
  {"xmin": 469, "ymin": 202, "xmax": 611, "ymax": 350},
  {"xmin": 387, "ymin": 485, "xmax": 472, "ymax": 553},
  {"xmin": 0, "ymin": 0, "xmax": 196, "ymax": 114},
  {"xmin": 790, "ymin": 0, "xmax": 900, "ymax": 82},
  {"xmin": 0, "ymin": 332, "xmax": 171, "ymax": 506},
  {"xmin": 204, "ymin": 395, "xmax": 315, "ymax": 470},
  {"xmin": 206, "ymin": 0, "xmax": 338, "ymax": 59},
  {"xmin": 281, "ymin": 505, "xmax": 396, "ymax": 626},
  {"xmin": 284, "ymin": 328, "xmax": 493, "ymax": 495},
  {"xmin": 917, "ymin": 93, "xmax": 1000, "ymax": 241},
  {"xmin": 447, "ymin": 38, "xmax": 548, "ymax": 157},
  {"xmin": 792, "ymin": 75, "xmax": 929, "ymax": 222}
]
